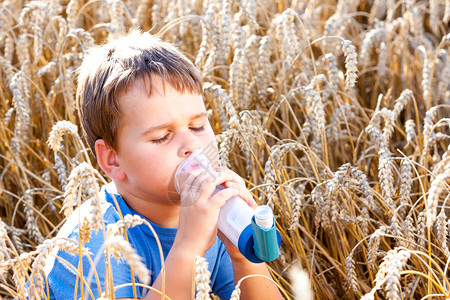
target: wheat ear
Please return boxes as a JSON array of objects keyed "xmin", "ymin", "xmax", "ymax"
[
  {"xmin": 426, "ymin": 169, "xmax": 450, "ymax": 229},
  {"xmin": 194, "ymin": 255, "xmax": 211, "ymax": 300},
  {"xmin": 341, "ymin": 39, "xmax": 358, "ymax": 89},
  {"xmin": 47, "ymin": 120, "xmax": 78, "ymax": 152},
  {"xmin": 366, "ymin": 248, "xmax": 411, "ymax": 300},
  {"xmin": 345, "ymin": 251, "xmax": 359, "ymax": 293},
  {"xmin": 0, "ymin": 219, "xmax": 10, "ymax": 277},
  {"xmin": 398, "ymin": 159, "xmax": 413, "ymax": 217},
  {"xmin": 31, "ymin": 238, "xmax": 90, "ymax": 297},
  {"xmin": 62, "ymin": 162, "xmax": 100, "ymax": 218},
  {"xmin": 23, "ymin": 190, "xmax": 44, "ymax": 243},
  {"xmin": 107, "ymin": 235, "xmax": 150, "ymax": 284},
  {"xmin": 107, "ymin": 214, "xmax": 145, "ymax": 238},
  {"xmin": 10, "ymin": 61, "xmax": 31, "ymax": 155},
  {"xmin": 290, "ymin": 264, "xmax": 313, "ymax": 300}
]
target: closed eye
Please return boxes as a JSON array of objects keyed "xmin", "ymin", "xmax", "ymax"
[
  {"xmin": 151, "ymin": 133, "xmax": 170, "ymax": 144},
  {"xmin": 190, "ymin": 126, "xmax": 205, "ymax": 132},
  {"xmin": 151, "ymin": 126, "xmax": 205, "ymax": 144}
]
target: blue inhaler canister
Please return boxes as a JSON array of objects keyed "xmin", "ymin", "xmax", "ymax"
[
  {"xmin": 234, "ymin": 204, "xmax": 281, "ymax": 263},
  {"xmin": 252, "ymin": 205, "xmax": 280, "ymax": 262}
]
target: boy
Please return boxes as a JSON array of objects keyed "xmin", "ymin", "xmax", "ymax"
[{"xmin": 44, "ymin": 30, "xmax": 283, "ymax": 299}]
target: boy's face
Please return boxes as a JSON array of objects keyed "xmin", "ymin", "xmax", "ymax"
[{"xmin": 114, "ymin": 76, "xmax": 217, "ymax": 203}]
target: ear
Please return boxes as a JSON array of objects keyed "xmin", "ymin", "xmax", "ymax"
[{"xmin": 95, "ymin": 139, "xmax": 126, "ymax": 181}]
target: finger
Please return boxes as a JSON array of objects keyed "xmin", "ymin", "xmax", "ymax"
[
  {"xmin": 217, "ymin": 230, "xmax": 231, "ymax": 247},
  {"xmin": 208, "ymin": 187, "xmax": 239, "ymax": 209},
  {"xmin": 192, "ymin": 171, "xmax": 217, "ymax": 202},
  {"xmin": 222, "ymin": 181, "xmax": 256, "ymax": 207},
  {"xmin": 215, "ymin": 167, "xmax": 246, "ymax": 186},
  {"xmin": 218, "ymin": 170, "xmax": 258, "ymax": 207},
  {"xmin": 177, "ymin": 169, "xmax": 204, "ymax": 193},
  {"xmin": 212, "ymin": 171, "xmax": 234, "ymax": 187},
  {"xmin": 181, "ymin": 170, "xmax": 214, "ymax": 204},
  {"xmin": 181, "ymin": 171, "xmax": 234, "ymax": 205}
]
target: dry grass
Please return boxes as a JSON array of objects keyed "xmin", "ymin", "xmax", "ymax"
[{"xmin": 0, "ymin": 0, "xmax": 449, "ymax": 299}]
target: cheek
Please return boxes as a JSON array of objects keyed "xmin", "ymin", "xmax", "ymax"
[
  {"xmin": 204, "ymin": 126, "xmax": 217, "ymax": 143},
  {"xmin": 201, "ymin": 130, "xmax": 220, "ymax": 165},
  {"xmin": 148, "ymin": 149, "xmax": 177, "ymax": 182},
  {"xmin": 126, "ymin": 144, "xmax": 162, "ymax": 176}
]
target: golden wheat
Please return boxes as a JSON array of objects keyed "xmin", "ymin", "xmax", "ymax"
[{"xmin": 0, "ymin": 0, "xmax": 449, "ymax": 299}]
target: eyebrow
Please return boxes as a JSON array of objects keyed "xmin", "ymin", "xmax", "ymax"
[{"xmin": 142, "ymin": 112, "xmax": 208, "ymax": 136}]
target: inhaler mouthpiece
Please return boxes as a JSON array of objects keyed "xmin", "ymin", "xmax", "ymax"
[{"xmin": 174, "ymin": 149, "xmax": 213, "ymax": 194}]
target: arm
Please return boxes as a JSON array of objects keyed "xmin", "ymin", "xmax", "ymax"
[
  {"xmin": 219, "ymin": 168, "xmax": 284, "ymax": 300},
  {"xmin": 230, "ymin": 258, "xmax": 283, "ymax": 300},
  {"xmin": 217, "ymin": 228, "xmax": 283, "ymax": 300},
  {"xmin": 141, "ymin": 240, "xmax": 198, "ymax": 300},
  {"xmin": 143, "ymin": 171, "xmax": 239, "ymax": 300}
]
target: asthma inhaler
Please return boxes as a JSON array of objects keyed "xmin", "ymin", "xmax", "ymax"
[{"xmin": 174, "ymin": 149, "xmax": 281, "ymax": 263}]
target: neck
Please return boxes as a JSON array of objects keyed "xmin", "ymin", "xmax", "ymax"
[{"xmin": 112, "ymin": 182, "xmax": 181, "ymax": 228}]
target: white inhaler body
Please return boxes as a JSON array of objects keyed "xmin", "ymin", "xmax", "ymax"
[
  {"xmin": 215, "ymin": 185, "xmax": 254, "ymax": 247},
  {"xmin": 174, "ymin": 149, "xmax": 280, "ymax": 263}
]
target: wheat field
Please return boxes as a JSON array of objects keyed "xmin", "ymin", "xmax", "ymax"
[{"xmin": 0, "ymin": 0, "xmax": 449, "ymax": 299}]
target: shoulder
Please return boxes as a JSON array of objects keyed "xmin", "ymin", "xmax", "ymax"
[
  {"xmin": 44, "ymin": 185, "xmax": 139, "ymax": 298},
  {"xmin": 44, "ymin": 185, "xmax": 122, "ymax": 271},
  {"xmin": 56, "ymin": 186, "xmax": 121, "ymax": 239}
]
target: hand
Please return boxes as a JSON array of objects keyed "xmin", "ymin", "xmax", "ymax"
[
  {"xmin": 217, "ymin": 167, "xmax": 257, "ymax": 209},
  {"xmin": 215, "ymin": 168, "xmax": 258, "ymax": 262},
  {"xmin": 174, "ymin": 169, "xmax": 239, "ymax": 256}
]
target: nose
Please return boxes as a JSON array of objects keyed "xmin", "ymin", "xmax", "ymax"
[{"xmin": 178, "ymin": 131, "xmax": 200, "ymax": 157}]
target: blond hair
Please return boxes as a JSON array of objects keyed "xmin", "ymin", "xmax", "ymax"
[{"xmin": 76, "ymin": 30, "xmax": 202, "ymax": 155}]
